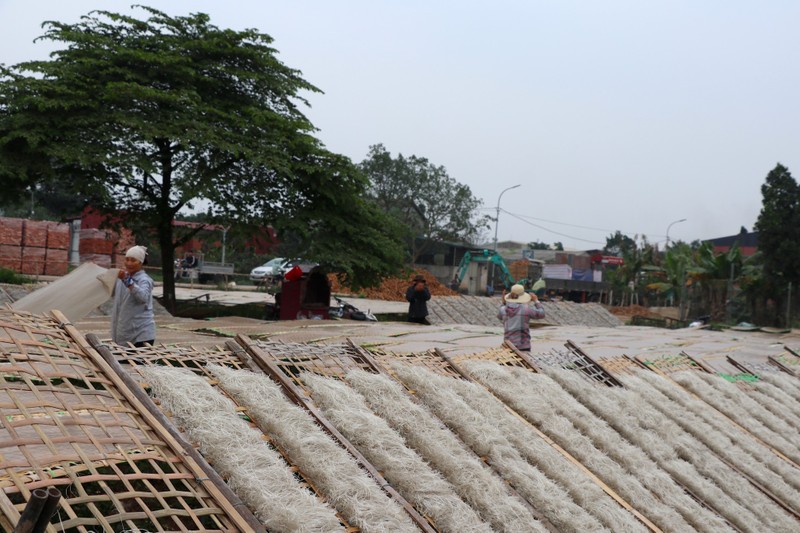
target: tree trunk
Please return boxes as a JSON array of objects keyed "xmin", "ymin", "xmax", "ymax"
[
  {"xmin": 159, "ymin": 221, "xmax": 176, "ymax": 314},
  {"xmin": 157, "ymin": 138, "xmax": 177, "ymax": 315}
]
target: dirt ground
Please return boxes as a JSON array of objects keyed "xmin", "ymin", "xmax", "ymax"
[{"xmin": 607, "ymin": 304, "xmax": 670, "ymax": 319}]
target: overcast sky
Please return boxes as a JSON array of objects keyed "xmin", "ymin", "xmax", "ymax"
[{"xmin": 2, "ymin": 1, "xmax": 799, "ymax": 250}]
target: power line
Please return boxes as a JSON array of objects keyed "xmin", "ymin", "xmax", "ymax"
[
  {"xmin": 501, "ymin": 210, "xmax": 606, "ymax": 245},
  {"xmin": 490, "ymin": 207, "xmax": 672, "ymax": 246},
  {"xmin": 505, "ymin": 210, "xmax": 642, "ymax": 236},
  {"xmin": 499, "ymin": 209, "xmax": 674, "ymax": 245}
]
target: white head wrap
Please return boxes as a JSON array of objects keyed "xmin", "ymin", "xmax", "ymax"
[{"xmin": 125, "ymin": 245, "xmax": 147, "ymax": 263}]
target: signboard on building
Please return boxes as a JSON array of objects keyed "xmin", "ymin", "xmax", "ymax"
[{"xmin": 591, "ymin": 254, "xmax": 624, "ymax": 265}]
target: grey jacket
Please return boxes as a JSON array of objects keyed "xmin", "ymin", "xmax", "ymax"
[{"xmin": 110, "ymin": 270, "xmax": 156, "ymax": 345}]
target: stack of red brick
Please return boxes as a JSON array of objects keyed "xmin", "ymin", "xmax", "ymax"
[
  {"xmin": 0, "ymin": 218, "xmax": 70, "ymax": 276},
  {"xmin": 79, "ymin": 227, "xmax": 134, "ymax": 269}
]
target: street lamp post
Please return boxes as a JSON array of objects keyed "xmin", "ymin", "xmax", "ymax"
[
  {"xmin": 665, "ymin": 218, "xmax": 687, "ymax": 249},
  {"xmin": 493, "ymin": 184, "xmax": 521, "ymax": 252},
  {"xmin": 665, "ymin": 217, "xmax": 687, "ymax": 315},
  {"xmin": 491, "ymin": 184, "xmax": 521, "ymax": 288}
]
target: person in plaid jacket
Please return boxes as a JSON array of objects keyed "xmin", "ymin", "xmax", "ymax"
[{"xmin": 497, "ymin": 284, "xmax": 544, "ymax": 351}]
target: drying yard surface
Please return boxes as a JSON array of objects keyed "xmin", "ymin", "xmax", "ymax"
[{"xmin": 1, "ymin": 286, "xmax": 800, "ymax": 531}]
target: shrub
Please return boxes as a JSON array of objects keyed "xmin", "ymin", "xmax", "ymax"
[{"xmin": 0, "ymin": 268, "xmax": 30, "ymax": 284}]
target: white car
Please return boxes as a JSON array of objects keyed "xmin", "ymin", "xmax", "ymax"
[{"xmin": 249, "ymin": 257, "xmax": 287, "ymax": 283}]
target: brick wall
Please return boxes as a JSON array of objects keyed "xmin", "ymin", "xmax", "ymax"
[
  {"xmin": 0, "ymin": 217, "xmax": 69, "ymax": 276},
  {"xmin": 78, "ymin": 226, "xmax": 135, "ymax": 269},
  {"xmin": 0, "ymin": 217, "xmax": 71, "ymax": 275},
  {"xmin": 0, "ymin": 218, "xmax": 23, "ymax": 271}
]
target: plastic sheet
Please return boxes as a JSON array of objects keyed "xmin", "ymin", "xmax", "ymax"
[{"xmin": 11, "ymin": 262, "xmax": 117, "ymax": 321}]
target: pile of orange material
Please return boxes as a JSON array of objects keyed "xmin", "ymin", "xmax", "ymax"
[
  {"xmin": 607, "ymin": 304, "xmax": 663, "ymax": 319},
  {"xmin": 507, "ymin": 259, "xmax": 532, "ymax": 282},
  {"xmin": 328, "ymin": 269, "xmax": 458, "ymax": 302}
]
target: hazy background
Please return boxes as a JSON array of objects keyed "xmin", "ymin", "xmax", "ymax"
[{"xmin": 2, "ymin": 1, "xmax": 799, "ymax": 250}]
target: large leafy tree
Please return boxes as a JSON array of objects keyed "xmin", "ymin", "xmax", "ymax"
[
  {"xmin": 754, "ymin": 164, "xmax": 800, "ymax": 288},
  {"xmin": 359, "ymin": 143, "xmax": 489, "ymax": 263},
  {"xmin": 0, "ymin": 6, "xmax": 404, "ymax": 310}
]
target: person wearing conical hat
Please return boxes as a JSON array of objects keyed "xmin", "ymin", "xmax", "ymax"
[
  {"xmin": 110, "ymin": 245, "xmax": 156, "ymax": 347},
  {"xmin": 497, "ymin": 284, "xmax": 544, "ymax": 351}
]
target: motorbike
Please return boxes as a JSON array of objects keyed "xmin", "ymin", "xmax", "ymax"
[{"xmin": 330, "ymin": 296, "xmax": 377, "ymax": 321}]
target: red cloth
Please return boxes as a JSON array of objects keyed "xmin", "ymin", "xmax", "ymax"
[{"xmin": 284, "ymin": 265, "xmax": 302, "ymax": 281}]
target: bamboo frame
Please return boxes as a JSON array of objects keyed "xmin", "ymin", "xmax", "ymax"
[
  {"xmin": 725, "ymin": 356, "xmax": 760, "ymax": 384},
  {"xmin": 633, "ymin": 352, "xmax": 713, "ymax": 376},
  {"xmin": 235, "ymin": 334, "xmax": 436, "ymax": 533},
  {"xmin": 632, "ymin": 348, "xmax": 800, "ymax": 471},
  {"xmin": 0, "ymin": 308, "xmax": 254, "ymax": 532},
  {"xmin": 360, "ymin": 342, "xmax": 660, "ymax": 531},
  {"xmin": 427, "ymin": 349, "xmax": 661, "ymax": 533},
  {"xmin": 768, "ymin": 355, "xmax": 799, "ymax": 376},
  {"xmin": 85, "ymin": 335, "xmax": 363, "ymax": 531},
  {"xmin": 563, "ymin": 341, "xmax": 625, "ymax": 387},
  {"xmin": 598, "ymin": 355, "xmax": 650, "ymax": 376},
  {"xmin": 83, "ymin": 333, "xmax": 265, "ymax": 532},
  {"xmin": 347, "ymin": 344, "xmax": 557, "ymax": 532}
]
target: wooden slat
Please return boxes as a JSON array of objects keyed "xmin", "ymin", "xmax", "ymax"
[
  {"xmin": 0, "ymin": 490, "xmax": 22, "ymax": 533},
  {"xmin": 725, "ymin": 356, "xmax": 761, "ymax": 380},
  {"xmin": 681, "ymin": 351, "xmax": 718, "ymax": 374},
  {"xmin": 768, "ymin": 355, "xmax": 799, "ymax": 376},
  {"xmin": 501, "ymin": 340, "xmax": 544, "ymax": 371},
  {"xmin": 564, "ymin": 341, "xmax": 624, "ymax": 387}
]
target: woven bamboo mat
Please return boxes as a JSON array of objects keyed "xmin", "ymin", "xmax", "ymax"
[
  {"xmin": 0, "ymin": 309, "xmax": 257, "ymax": 532},
  {"xmin": 634, "ymin": 352, "xmax": 713, "ymax": 376},
  {"xmin": 95, "ymin": 339, "xmax": 252, "ymax": 377},
  {"xmin": 771, "ymin": 349, "xmax": 800, "ymax": 375},
  {"xmin": 598, "ymin": 355, "xmax": 647, "ymax": 377},
  {"xmin": 246, "ymin": 339, "xmax": 377, "ymax": 397}
]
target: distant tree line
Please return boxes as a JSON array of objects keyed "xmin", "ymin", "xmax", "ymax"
[{"xmin": 598, "ymin": 163, "xmax": 799, "ymax": 327}]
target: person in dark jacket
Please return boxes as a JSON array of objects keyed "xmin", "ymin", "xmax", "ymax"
[{"xmin": 406, "ymin": 274, "xmax": 431, "ymax": 324}]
